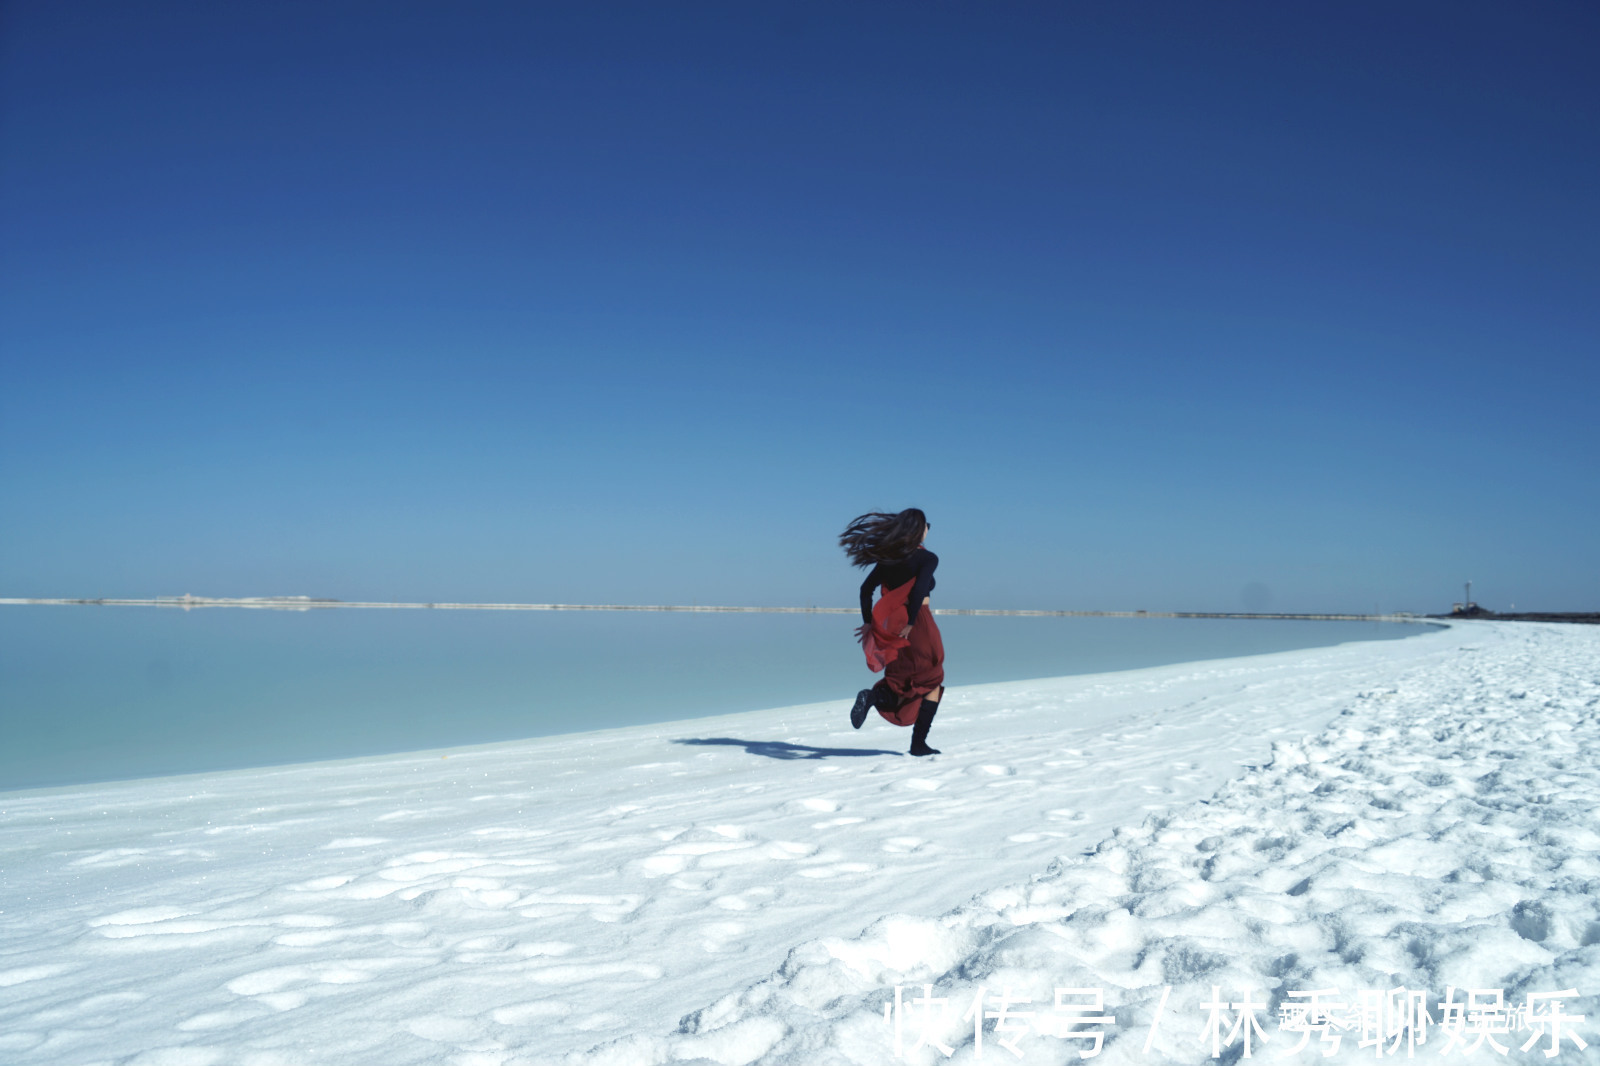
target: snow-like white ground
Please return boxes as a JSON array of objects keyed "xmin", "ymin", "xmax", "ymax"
[{"xmin": 2, "ymin": 621, "xmax": 1596, "ymax": 1065}]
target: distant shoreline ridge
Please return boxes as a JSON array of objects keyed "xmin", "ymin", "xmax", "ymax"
[{"xmin": 1, "ymin": 595, "xmax": 1423, "ymax": 622}]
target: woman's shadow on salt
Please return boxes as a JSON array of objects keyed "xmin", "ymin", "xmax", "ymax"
[{"xmin": 673, "ymin": 737, "xmax": 901, "ymax": 760}]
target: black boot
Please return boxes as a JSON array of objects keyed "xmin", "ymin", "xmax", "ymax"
[
  {"xmin": 849, "ymin": 689, "xmax": 873, "ymax": 729},
  {"xmin": 909, "ymin": 698, "xmax": 941, "ymax": 756}
]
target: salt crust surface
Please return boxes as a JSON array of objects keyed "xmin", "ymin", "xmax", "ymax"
[{"xmin": 2, "ymin": 621, "xmax": 1595, "ymax": 1064}]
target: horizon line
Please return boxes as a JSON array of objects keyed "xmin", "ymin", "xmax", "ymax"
[{"xmin": 0, "ymin": 595, "xmax": 1424, "ymax": 623}]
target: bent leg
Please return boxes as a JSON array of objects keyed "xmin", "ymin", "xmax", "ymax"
[{"xmin": 871, "ymin": 679, "xmax": 899, "ymax": 713}]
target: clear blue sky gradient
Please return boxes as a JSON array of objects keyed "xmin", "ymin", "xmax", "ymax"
[{"xmin": 3, "ymin": 2, "xmax": 1596, "ymax": 613}]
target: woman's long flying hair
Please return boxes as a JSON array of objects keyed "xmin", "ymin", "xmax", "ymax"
[{"xmin": 839, "ymin": 508, "xmax": 928, "ymax": 568}]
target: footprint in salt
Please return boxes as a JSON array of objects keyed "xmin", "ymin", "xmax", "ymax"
[
  {"xmin": 273, "ymin": 925, "xmax": 360, "ymax": 948},
  {"xmin": 525, "ymin": 962, "xmax": 664, "ymax": 986},
  {"xmin": 87, "ymin": 908, "xmax": 310, "ymax": 953},
  {"xmin": 880, "ymin": 836, "xmax": 926, "ymax": 853},
  {"xmin": 287, "ymin": 874, "xmax": 355, "ymax": 892},
  {"xmin": 797, "ymin": 862, "xmax": 878, "ymax": 879},
  {"xmin": 763, "ymin": 840, "xmax": 818, "ymax": 860},
  {"xmin": 491, "ymin": 1000, "xmax": 572, "ymax": 1025},
  {"xmin": 398, "ymin": 882, "xmax": 522, "ymax": 909},
  {"xmin": 405, "ymin": 1014, "xmax": 484, "ymax": 1043},
  {"xmin": 974, "ymin": 764, "xmax": 1017, "ymax": 777},
  {"xmin": 178, "ymin": 1006, "xmax": 266, "ymax": 1032},
  {"xmin": 517, "ymin": 893, "xmax": 642, "ymax": 922},
  {"xmin": 469, "ymin": 826, "xmax": 550, "ymax": 841},
  {"xmin": 712, "ymin": 885, "xmax": 778, "ymax": 911},
  {"xmin": 225, "ymin": 962, "xmax": 385, "ymax": 1012},
  {"xmin": 635, "ymin": 853, "xmax": 690, "ymax": 877},
  {"xmin": 698, "ymin": 920, "xmax": 747, "ymax": 952},
  {"xmin": 631, "ymin": 826, "xmax": 758, "ymax": 878},
  {"xmin": 0, "ymin": 963, "xmax": 76, "ymax": 988},
  {"xmin": 378, "ymin": 852, "xmax": 492, "ymax": 884}
]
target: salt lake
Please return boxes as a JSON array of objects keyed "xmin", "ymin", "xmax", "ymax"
[{"xmin": 0, "ymin": 607, "xmax": 1432, "ymax": 791}]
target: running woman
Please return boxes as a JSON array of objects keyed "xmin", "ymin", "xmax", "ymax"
[{"xmin": 840, "ymin": 508, "xmax": 944, "ymax": 756}]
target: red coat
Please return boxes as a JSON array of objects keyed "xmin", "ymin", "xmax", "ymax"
[{"xmin": 857, "ymin": 577, "xmax": 946, "ymax": 726}]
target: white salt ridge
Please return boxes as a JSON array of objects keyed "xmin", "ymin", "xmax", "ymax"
[{"xmin": 2, "ymin": 622, "xmax": 1594, "ymax": 1065}]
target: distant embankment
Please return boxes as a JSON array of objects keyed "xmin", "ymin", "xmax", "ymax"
[
  {"xmin": 1430, "ymin": 609, "xmax": 1600, "ymax": 625},
  {"xmin": 1, "ymin": 595, "xmax": 1423, "ymax": 622}
]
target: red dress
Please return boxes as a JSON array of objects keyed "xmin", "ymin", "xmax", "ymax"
[{"xmin": 857, "ymin": 577, "xmax": 946, "ymax": 726}]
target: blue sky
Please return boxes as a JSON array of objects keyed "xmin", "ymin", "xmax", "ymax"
[{"xmin": 3, "ymin": 2, "xmax": 1596, "ymax": 614}]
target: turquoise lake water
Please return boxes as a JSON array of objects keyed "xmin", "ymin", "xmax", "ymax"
[{"xmin": 0, "ymin": 607, "xmax": 1433, "ymax": 791}]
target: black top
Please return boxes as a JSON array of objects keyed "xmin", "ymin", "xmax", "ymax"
[{"xmin": 860, "ymin": 547, "xmax": 938, "ymax": 626}]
